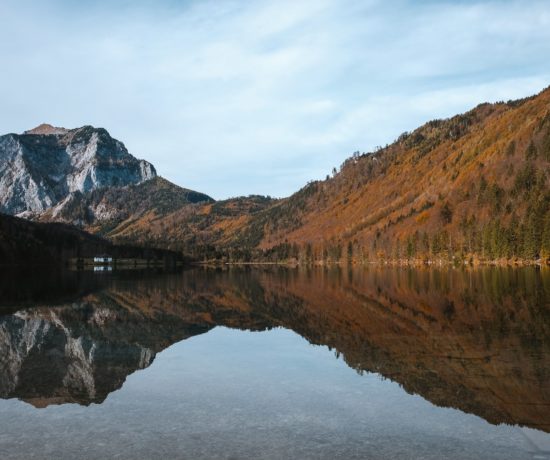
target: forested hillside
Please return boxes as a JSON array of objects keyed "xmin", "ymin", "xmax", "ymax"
[
  {"xmin": 8, "ymin": 87, "xmax": 550, "ymax": 266},
  {"xmin": 201, "ymin": 86, "xmax": 550, "ymax": 264},
  {"xmin": 102, "ymin": 195, "xmax": 277, "ymax": 256},
  {"xmin": 0, "ymin": 213, "xmax": 182, "ymax": 266}
]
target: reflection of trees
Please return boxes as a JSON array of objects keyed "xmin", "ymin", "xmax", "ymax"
[
  {"xmin": 176, "ymin": 267, "xmax": 550, "ymax": 432},
  {"xmin": 0, "ymin": 266, "xmax": 548, "ymax": 432}
]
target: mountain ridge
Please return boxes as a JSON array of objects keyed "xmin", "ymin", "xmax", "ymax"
[
  {"xmin": 0, "ymin": 125, "xmax": 157, "ymax": 215},
  {"xmin": 210, "ymin": 85, "xmax": 550, "ymax": 263},
  {"xmin": 1, "ymin": 85, "xmax": 549, "ymax": 263},
  {"xmin": 82, "ymin": 85, "xmax": 550, "ymax": 263},
  {"xmin": 0, "ymin": 125, "xmax": 215, "ymax": 237}
]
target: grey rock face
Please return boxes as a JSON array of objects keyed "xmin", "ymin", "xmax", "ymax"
[
  {"xmin": 0, "ymin": 289, "xmax": 210, "ymax": 407},
  {"xmin": 0, "ymin": 302, "xmax": 157, "ymax": 407},
  {"xmin": 0, "ymin": 125, "xmax": 156, "ymax": 215}
]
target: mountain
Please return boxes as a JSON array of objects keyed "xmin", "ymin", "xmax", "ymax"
[
  {"xmin": 0, "ymin": 124, "xmax": 215, "ymax": 239},
  {"xmin": 210, "ymin": 86, "xmax": 550, "ymax": 263},
  {"xmin": 95, "ymin": 194, "xmax": 277, "ymax": 254},
  {"xmin": 38, "ymin": 176, "xmax": 213, "ymax": 228},
  {"xmin": 0, "ymin": 124, "xmax": 157, "ymax": 215},
  {"xmin": 2, "ymin": 86, "xmax": 549, "ymax": 264},
  {"xmin": 0, "ymin": 123, "xmax": 276, "ymax": 257},
  {"xmin": 76, "ymin": 86, "xmax": 549, "ymax": 264}
]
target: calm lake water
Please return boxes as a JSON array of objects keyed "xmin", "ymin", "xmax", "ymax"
[{"xmin": 0, "ymin": 266, "xmax": 549, "ymax": 460}]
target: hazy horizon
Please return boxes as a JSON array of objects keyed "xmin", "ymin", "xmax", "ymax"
[{"xmin": 1, "ymin": 0, "xmax": 549, "ymax": 199}]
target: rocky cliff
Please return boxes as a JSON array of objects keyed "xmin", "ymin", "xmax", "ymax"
[{"xmin": 0, "ymin": 124, "xmax": 156, "ymax": 215}]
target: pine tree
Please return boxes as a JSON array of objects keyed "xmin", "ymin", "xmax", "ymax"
[
  {"xmin": 543, "ymin": 129, "xmax": 550, "ymax": 161},
  {"xmin": 422, "ymin": 232, "xmax": 430, "ymax": 256},
  {"xmin": 526, "ymin": 141, "xmax": 538, "ymax": 160},
  {"xmin": 506, "ymin": 140, "xmax": 516, "ymax": 157},
  {"xmin": 440, "ymin": 202, "xmax": 453, "ymax": 224},
  {"xmin": 406, "ymin": 235, "xmax": 416, "ymax": 258},
  {"xmin": 541, "ymin": 213, "xmax": 550, "ymax": 261},
  {"xmin": 305, "ymin": 242, "xmax": 313, "ymax": 264},
  {"xmin": 478, "ymin": 176, "xmax": 488, "ymax": 203},
  {"xmin": 521, "ymin": 213, "xmax": 540, "ymax": 260},
  {"xmin": 347, "ymin": 241, "xmax": 353, "ymax": 263}
]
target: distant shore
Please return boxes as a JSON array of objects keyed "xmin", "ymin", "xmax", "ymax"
[{"xmin": 195, "ymin": 258, "xmax": 550, "ymax": 268}]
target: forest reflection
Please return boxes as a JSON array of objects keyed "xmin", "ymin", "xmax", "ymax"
[{"xmin": 0, "ymin": 266, "xmax": 548, "ymax": 432}]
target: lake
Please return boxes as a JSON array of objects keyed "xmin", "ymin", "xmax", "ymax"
[{"xmin": 0, "ymin": 266, "xmax": 549, "ymax": 459}]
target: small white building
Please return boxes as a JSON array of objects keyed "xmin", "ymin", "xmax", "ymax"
[
  {"xmin": 94, "ymin": 255, "xmax": 113, "ymax": 264},
  {"xmin": 94, "ymin": 265, "xmax": 113, "ymax": 272}
]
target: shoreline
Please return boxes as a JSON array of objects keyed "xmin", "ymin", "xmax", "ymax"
[{"xmin": 194, "ymin": 258, "xmax": 550, "ymax": 268}]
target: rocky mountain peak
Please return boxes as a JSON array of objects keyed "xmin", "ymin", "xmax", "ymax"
[
  {"xmin": 0, "ymin": 125, "xmax": 157, "ymax": 215},
  {"xmin": 24, "ymin": 123, "xmax": 69, "ymax": 136}
]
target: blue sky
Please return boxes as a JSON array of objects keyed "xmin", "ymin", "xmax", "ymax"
[{"xmin": 1, "ymin": 0, "xmax": 549, "ymax": 199}]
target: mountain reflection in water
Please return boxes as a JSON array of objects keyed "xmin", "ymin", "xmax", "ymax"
[{"xmin": 0, "ymin": 266, "xmax": 549, "ymax": 433}]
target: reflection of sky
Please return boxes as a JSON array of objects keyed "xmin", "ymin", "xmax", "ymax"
[
  {"xmin": 0, "ymin": 327, "xmax": 545, "ymax": 459},
  {"xmin": 1, "ymin": 1, "xmax": 549, "ymax": 199}
]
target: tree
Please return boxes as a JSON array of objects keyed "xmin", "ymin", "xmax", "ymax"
[
  {"xmin": 478, "ymin": 176, "xmax": 488, "ymax": 203},
  {"xmin": 513, "ymin": 163, "xmax": 536, "ymax": 194},
  {"xmin": 305, "ymin": 242, "xmax": 313, "ymax": 264},
  {"xmin": 406, "ymin": 234, "xmax": 416, "ymax": 258},
  {"xmin": 422, "ymin": 232, "xmax": 430, "ymax": 256},
  {"xmin": 543, "ymin": 129, "xmax": 550, "ymax": 161},
  {"xmin": 520, "ymin": 206, "xmax": 544, "ymax": 260},
  {"xmin": 541, "ymin": 213, "xmax": 550, "ymax": 261},
  {"xmin": 347, "ymin": 241, "xmax": 353, "ymax": 263},
  {"xmin": 431, "ymin": 233, "xmax": 442, "ymax": 255},
  {"xmin": 526, "ymin": 141, "xmax": 538, "ymax": 160},
  {"xmin": 506, "ymin": 140, "xmax": 516, "ymax": 157},
  {"xmin": 440, "ymin": 202, "xmax": 453, "ymax": 224}
]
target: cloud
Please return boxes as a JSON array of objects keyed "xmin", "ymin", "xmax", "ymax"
[{"xmin": 0, "ymin": 0, "xmax": 549, "ymax": 199}]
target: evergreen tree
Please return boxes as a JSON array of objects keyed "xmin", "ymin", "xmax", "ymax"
[
  {"xmin": 347, "ymin": 241, "xmax": 353, "ymax": 263},
  {"xmin": 506, "ymin": 140, "xmax": 516, "ymax": 157},
  {"xmin": 440, "ymin": 202, "xmax": 453, "ymax": 224},
  {"xmin": 478, "ymin": 176, "xmax": 488, "ymax": 203},
  {"xmin": 422, "ymin": 231, "xmax": 430, "ymax": 256},
  {"xmin": 526, "ymin": 141, "xmax": 538, "ymax": 160},
  {"xmin": 543, "ymin": 129, "xmax": 550, "ymax": 161},
  {"xmin": 541, "ymin": 213, "xmax": 550, "ymax": 260},
  {"xmin": 305, "ymin": 243, "xmax": 313, "ymax": 264},
  {"xmin": 406, "ymin": 235, "xmax": 415, "ymax": 258}
]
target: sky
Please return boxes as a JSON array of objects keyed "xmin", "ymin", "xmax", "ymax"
[{"xmin": 1, "ymin": 0, "xmax": 549, "ymax": 199}]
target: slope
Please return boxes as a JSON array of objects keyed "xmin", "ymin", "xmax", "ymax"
[
  {"xmin": 0, "ymin": 213, "xmax": 181, "ymax": 266},
  {"xmin": 229, "ymin": 86, "xmax": 550, "ymax": 263}
]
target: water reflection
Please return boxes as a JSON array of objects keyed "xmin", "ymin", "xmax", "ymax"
[{"xmin": 0, "ymin": 266, "xmax": 549, "ymax": 433}]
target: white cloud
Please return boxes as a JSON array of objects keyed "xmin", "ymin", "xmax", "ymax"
[{"xmin": 0, "ymin": 0, "xmax": 549, "ymax": 199}]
